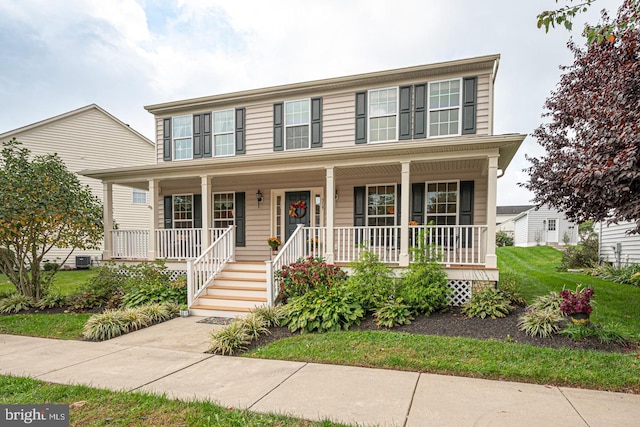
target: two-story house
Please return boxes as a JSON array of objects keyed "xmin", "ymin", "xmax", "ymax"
[{"xmin": 82, "ymin": 54, "xmax": 526, "ymax": 316}]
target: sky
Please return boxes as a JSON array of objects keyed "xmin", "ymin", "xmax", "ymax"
[{"xmin": 0, "ymin": 0, "xmax": 622, "ymax": 205}]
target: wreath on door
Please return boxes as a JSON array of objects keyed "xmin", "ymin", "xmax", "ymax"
[{"xmin": 289, "ymin": 200, "xmax": 307, "ymax": 218}]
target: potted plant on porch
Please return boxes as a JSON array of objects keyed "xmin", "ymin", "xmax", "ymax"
[
  {"xmin": 267, "ymin": 237, "xmax": 281, "ymax": 252},
  {"xmin": 179, "ymin": 304, "xmax": 190, "ymax": 317},
  {"xmin": 559, "ymin": 285, "xmax": 594, "ymax": 325}
]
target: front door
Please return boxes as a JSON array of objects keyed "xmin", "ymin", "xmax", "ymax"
[
  {"xmin": 285, "ymin": 191, "xmax": 311, "ymax": 239},
  {"xmin": 546, "ymin": 218, "xmax": 559, "ymax": 243}
]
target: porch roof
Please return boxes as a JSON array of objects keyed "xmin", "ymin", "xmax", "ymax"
[{"xmin": 80, "ymin": 133, "xmax": 526, "ymax": 187}]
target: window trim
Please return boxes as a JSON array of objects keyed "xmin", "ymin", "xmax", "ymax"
[
  {"xmin": 283, "ymin": 98, "xmax": 311, "ymax": 151},
  {"xmin": 427, "ymin": 78, "xmax": 463, "ymax": 138},
  {"xmin": 425, "ymin": 180, "xmax": 460, "ymax": 225},
  {"xmin": 367, "ymin": 86, "xmax": 399, "ymax": 143},
  {"xmin": 172, "ymin": 193, "xmax": 194, "ymax": 229},
  {"xmin": 365, "ymin": 183, "xmax": 397, "ymax": 226},
  {"xmin": 213, "ymin": 109, "xmax": 235, "ymax": 157},
  {"xmin": 132, "ymin": 189, "xmax": 147, "ymax": 205},
  {"xmin": 211, "ymin": 191, "xmax": 236, "ymax": 228},
  {"xmin": 172, "ymin": 114, "xmax": 193, "ymax": 161}
]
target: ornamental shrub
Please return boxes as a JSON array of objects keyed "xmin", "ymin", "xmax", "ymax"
[
  {"xmin": 344, "ymin": 251, "xmax": 397, "ymax": 312},
  {"xmin": 275, "ymin": 256, "xmax": 346, "ymax": 304},
  {"xmin": 397, "ymin": 261, "xmax": 450, "ymax": 315},
  {"xmin": 461, "ymin": 287, "xmax": 513, "ymax": 319},
  {"xmin": 559, "ymin": 285, "xmax": 594, "ymax": 315},
  {"xmin": 495, "ymin": 230, "xmax": 514, "ymax": 247}
]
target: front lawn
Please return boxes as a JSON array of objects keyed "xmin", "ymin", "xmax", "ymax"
[
  {"xmin": 0, "ymin": 313, "xmax": 91, "ymax": 340},
  {"xmin": 0, "ymin": 375, "xmax": 349, "ymax": 427},
  {"xmin": 0, "ymin": 269, "xmax": 96, "ymax": 296}
]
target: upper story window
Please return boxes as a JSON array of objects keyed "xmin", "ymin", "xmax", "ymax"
[
  {"xmin": 367, "ymin": 184, "xmax": 396, "ymax": 226},
  {"xmin": 172, "ymin": 115, "xmax": 193, "ymax": 160},
  {"xmin": 285, "ymin": 99, "xmax": 310, "ymax": 150},
  {"xmin": 212, "ymin": 192, "xmax": 235, "ymax": 228},
  {"xmin": 428, "ymin": 79, "xmax": 461, "ymax": 137},
  {"xmin": 368, "ymin": 87, "xmax": 398, "ymax": 143},
  {"xmin": 426, "ymin": 181, "xmax": 458, "ymax": 225},
  {"xmin": 214, "ymin": 110, "xmax": 235, "ymax": 157},
  {"xmin": 132, "ymin": 189, "xmax": 147, "ymax": 205},
  {"xmin": 173, "ymin": 194, "xmax": 193, "ymax": 228}
]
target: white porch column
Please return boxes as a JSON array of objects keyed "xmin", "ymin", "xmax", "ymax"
[
  {"xmin": 148, "ymin": 179, "xmax": 158, "ymax": 260},
  {"xmin": 399, "ymin": 161, "xmax": 411, "ymax": 267},
  {"xmin": 485, "ymin": 156, "xmax": 499, "ymax": 268},
  {"xmin": 102, "ymin": 182, "xmax": 113, "ymax": 260},
  {"xmin": 325, "ymin": 166, "xmax": 335, "ymax": 264},
  {"xmin": 201, "ymin": 175, "xmax": 211, "ymax": 250}
]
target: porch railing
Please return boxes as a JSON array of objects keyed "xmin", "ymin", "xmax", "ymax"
[
  {"xmin": 409, "ymin": 225, "xmax": 487, "ymax": 265},
  {"xmin": 111, "ymin": 230, "xmax": 149, "ymax": 259},
  {"xmin": 266, "ymin": 224, "xmax": 305, "ymax": 305},
  {"xmin": 187, "ymin": 225, "xmax": 235, "ymax": 307},
  {"xmin": 156, "ymin": 229, "xmax": 202, "ymax": 259},
  {"xmin": 334, "ymin": 226, "xmax": 401, "ymax": 263}
]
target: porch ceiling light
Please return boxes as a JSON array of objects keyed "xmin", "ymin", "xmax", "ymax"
[{"xmin": 256, "ymin": 189, "xmax": 263, "ymax": 207}]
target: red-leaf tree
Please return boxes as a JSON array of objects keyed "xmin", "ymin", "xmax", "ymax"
[{"xmin": 524, "ymin": 0, "xmax": 640, "ymax": 233}]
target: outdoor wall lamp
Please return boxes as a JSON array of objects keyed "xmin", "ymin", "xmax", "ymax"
[
  {"xmin": 335, "ymin": 190, "xmax": 339, "ymax": 201},
  {"xmin": 256, "ymin": 189, "xmax": 263, "ymax": 207}
]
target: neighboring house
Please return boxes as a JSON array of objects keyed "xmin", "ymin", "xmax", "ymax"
[
  {"xmin": 81, "ymin": 54, "xmax": 526, "ymax": 315},
  {"xmin": 597, "ymin": 221, "xmax": 640, "ymax": 266},
  {"xmin": 0, "ymin": 104, "xmax": 155, "ymax": 267},
  {"xmin": 496, "ymin": 205, "xmax": 535, "ymax": 235},
  {"xmin": 512, "ymin": 205, "xmax": 578, "ymax": 247}
]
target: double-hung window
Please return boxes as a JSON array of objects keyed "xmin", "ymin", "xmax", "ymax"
[
  {"xmin": 367, "ymin": 184, "xmax": 396, "ymax": 226},
  {"xmin": 428, "ymin": 79, "xmax": 461, "ymax": 137},
  {"xmin": 426, "ymin": 182, "xmax": 458, "ymax": 225},
  {"xmin": 212, "ymin": 192, "xmax": 235, "ymax": 228},
  {"xmin": 285, "ymin": 99, "xmax": 310, "ymax": 150},
  {"xmin": 213, "ymin": 110, "xmax": 234, "ymax": 156},
  {"xmin": 173, "ymin": 194, "xmax": 193, "ymax": 228},
  {"xmin": 173, "ymin": 115, "xmax": 193, "ymax": 160},
  {"xmin": 369, "ymin": 87, "xmax": 398, "ymax": 142}
]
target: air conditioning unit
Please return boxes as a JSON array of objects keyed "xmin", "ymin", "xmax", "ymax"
[{"xmin": 75, "ymin": 255, "xmax": 91, "ymax": 270}]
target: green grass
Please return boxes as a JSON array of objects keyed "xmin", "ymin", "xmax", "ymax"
[
  {"xmin": 0, "ymin": 269, "xmax": 96, "ymax": 296},
  {"xmin": 0, "ymin": 375, "xmax": 350, "ymax": 427},
  {"xmin": 0, "ymin": 313, "xmax": 91, "ymax": 340},
  {"xmin": 496, "ymin": 246, "xmax": 640, "ymax": 334},
  {"xmin": 245, "ymin": 330, "xmax": 640, "ymax": 393}
]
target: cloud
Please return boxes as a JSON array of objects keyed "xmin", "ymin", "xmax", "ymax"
[{"xmin": 0, "ymin": 0, "xmax": 623, "ymax": 204}]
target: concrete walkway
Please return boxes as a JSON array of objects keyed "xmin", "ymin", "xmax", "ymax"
[{"xmin": 1, "ymin": 317, "xmax": 639, "ymax": 427}]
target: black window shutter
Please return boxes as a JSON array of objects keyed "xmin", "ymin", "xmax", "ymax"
[
  {"xmin": 163, "ymin": 118, "xmax": 172, "ymax": 161},
  {"xmin": 413, "ymin": 85, "xmax": 426, "ymax": 139},
  {"xmin": 311, "ymin": 97, "xmax": 322, "ymax": 148},
  {"xmin": 163, "ymin": 196, "xmax": 173, "ymax": 229},
  {"xmin": 193, "ymin": 114, "xmax": 203, "ymax": 159},
  {"xmin": 353, "ymin": 186, "xmax": 366, "ymax": 226},
  {"xmin": 203, "ymin": 113, "xmax": 212, "ymax": 157},
  {"xmin": 193, "ymin": 194, "xmax": 202, "ymax": 228},
  {"xmin": 396, "ymin": 184, "xmax": 401, "ymax": 224},
  {"xmin": 411, "ymin": 183, "xmax": 425, "ymax": 224},
  {"xmin": 355, "ymin": 92, "xmax": 367, "ymax": 144},
  {"xmin": 462, "ymin": 77, "xmax": 477, "ymax": 135},
  {"xmin": 235, "ymin": 108, "xmax": 246, "ymax": 154},
  {"xmin": 235, "ymin": 192, "xmax": 246, "ymax": 247},
  {"xmin": 273, "ymin": 103, "xmax": 284, "ymax": 151},
  {"xmin": 459, "ymin": 180, "xmax": 474, "ymax": 247},
  {"xmin": 399, "ymin": 86, "xmax": 412, "ymax": 140}
]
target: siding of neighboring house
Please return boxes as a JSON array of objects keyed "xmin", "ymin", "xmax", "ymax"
[
  {"xmin": 597, "ymin": 221, "xmax": 640, "ymax": 266},
  {"xmin": 513, "ymin": 206, "xmax": 578, "ymax": 247},
  {"xmin": 0, "ymin": 105, "xmax": 155, "ymax": 266},
  {"xmin": 154, "ymin": 73, "xmax": 492, "ymax": 163}
]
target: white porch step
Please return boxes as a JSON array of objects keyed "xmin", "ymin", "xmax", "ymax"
[{"xmin": 191, "ymin": 261, "xmax": 269, "ymax": 318}]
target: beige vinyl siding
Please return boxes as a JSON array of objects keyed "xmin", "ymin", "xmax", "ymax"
[
  {"xmin": 154, "ymin": 71, "xmax": 493, "ymax": 161},
  {"xmin": 4, "ymin": 107, "xmax": 155, "ymax": 266}
]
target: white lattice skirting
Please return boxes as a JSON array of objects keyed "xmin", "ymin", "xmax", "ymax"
[
  {"xmin": 448, "ymin": 279, "xmax": 473, "ymax": 306},
  {"xmin": 115, "ymin": 268, "xmax": 186, "ymax": 282}
]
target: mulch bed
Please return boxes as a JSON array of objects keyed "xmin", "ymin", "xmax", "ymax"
[{"xmin": 246, "ymin": 307, "xmax": 638, "ymax": 354}]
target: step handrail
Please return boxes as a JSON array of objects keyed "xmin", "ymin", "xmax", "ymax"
[
  {"xmin": 266, "ymin": 224, "xmax": 305, "ymax": 305},
  {"xmin": 187, "ymin": 225, "xmax": 235, "ymax": 307}
]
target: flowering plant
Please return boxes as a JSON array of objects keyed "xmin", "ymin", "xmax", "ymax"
[
  {"xmin": 559, "ymin": 285, "xmax": 594, "ymax": 315},
  {"xmin": 408, "ymin": 221, "xmax": 419, "ymax": 226},
  {"xmin": 267, "ymin": 237, "xmax": 281, "ymax": 248},
  {"xmin": 307, "ymin": 237, "xmax": 319, "ymax": 247}
]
